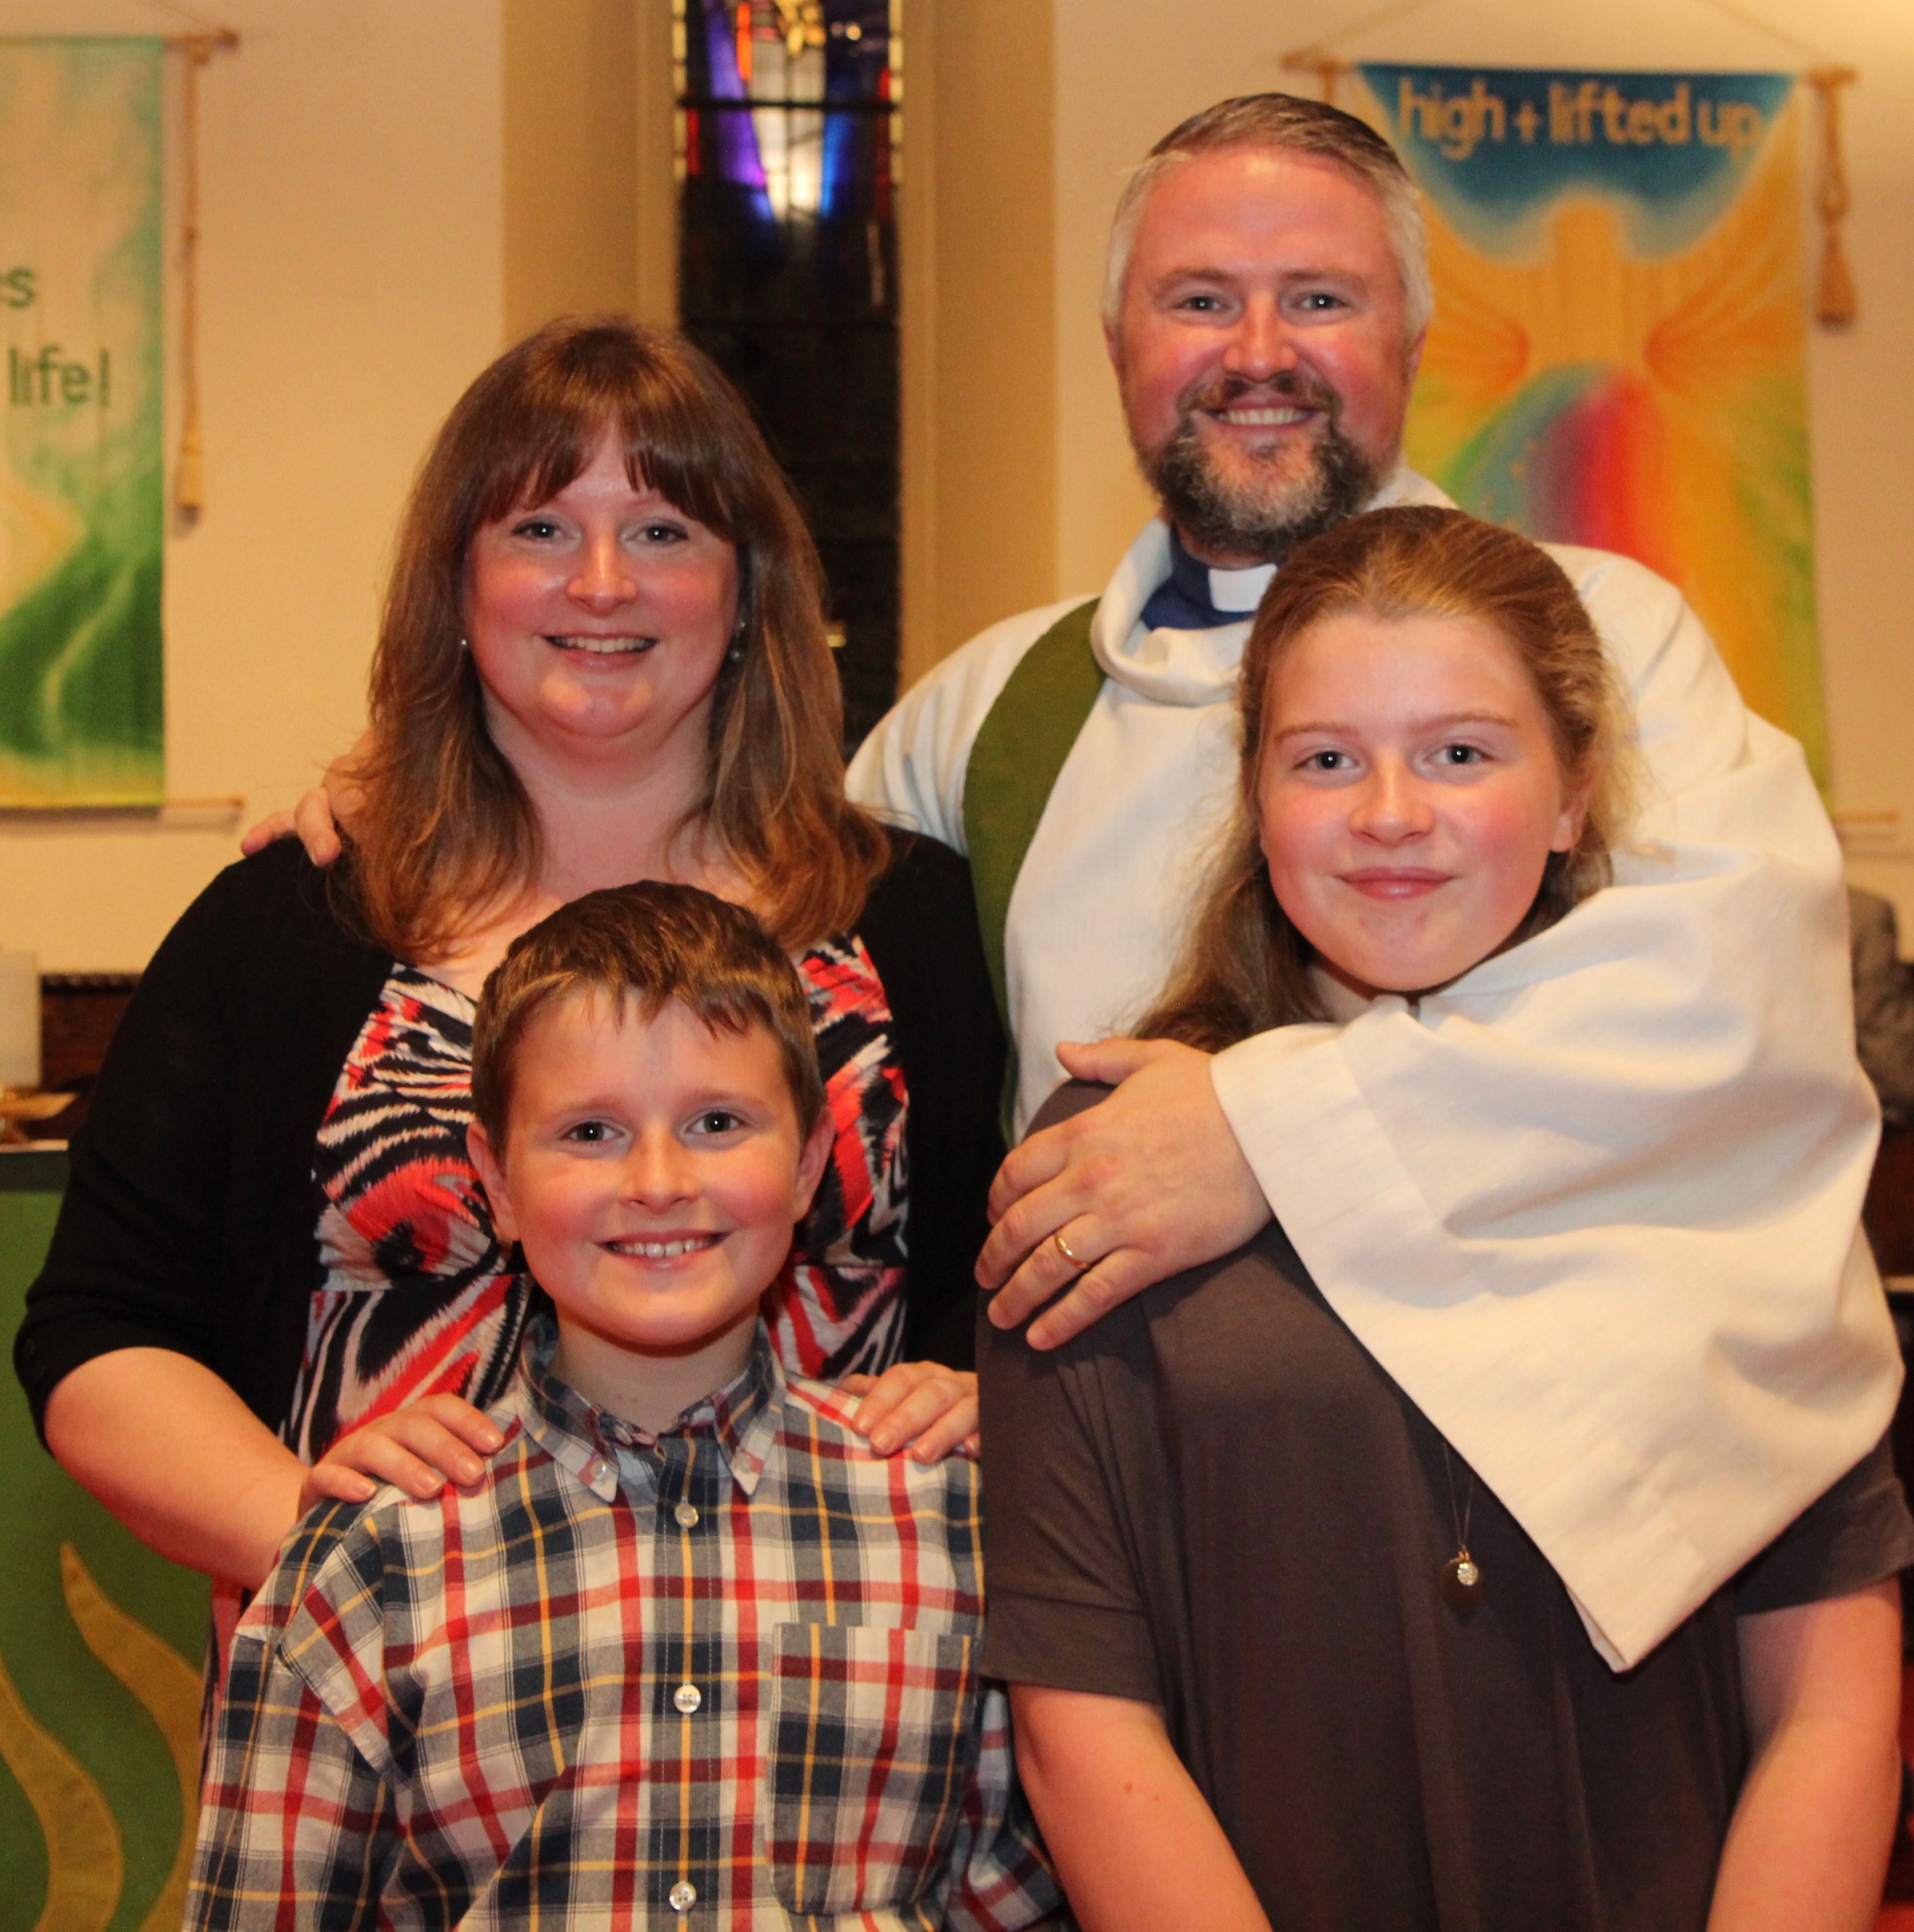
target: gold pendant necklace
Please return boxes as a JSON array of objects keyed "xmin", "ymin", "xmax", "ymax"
[{"xmin": 1440, "ymin": 1445, "xmax": 1484, "ymax": 1607}]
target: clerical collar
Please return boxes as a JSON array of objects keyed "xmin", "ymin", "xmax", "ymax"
[{"xmin": 1138, "ymin": 527, "xmax": 1278, "ymax": 633}]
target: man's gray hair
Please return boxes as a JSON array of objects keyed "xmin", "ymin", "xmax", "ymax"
[{"xmin": 1102, "ymin": 94, "xmax": 1433, "ymax": 344}]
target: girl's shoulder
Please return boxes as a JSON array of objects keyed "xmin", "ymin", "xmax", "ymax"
[{"xmin": 1735, "ymin": 1432, "xmax": 1914, "ymax": 1616}]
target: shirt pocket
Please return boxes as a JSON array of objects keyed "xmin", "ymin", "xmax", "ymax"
[{"xmin": 766, "ymin": 1621, "xmax": 979, "ymax": 1917}]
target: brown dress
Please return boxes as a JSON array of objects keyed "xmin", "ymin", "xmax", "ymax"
[{"xmin": 978, "ymin": 1087, "xmax": 1914, "ymax": 1932}]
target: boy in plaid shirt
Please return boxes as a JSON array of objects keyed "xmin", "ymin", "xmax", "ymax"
[{"xmin": 186, "ymin": 882, "xmax": 1059, "ymax": 1931}]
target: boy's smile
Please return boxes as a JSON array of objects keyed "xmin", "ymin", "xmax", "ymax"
[{"xmin": 468, "ymin": 993, "xmax": 830, "ymax": 1431}]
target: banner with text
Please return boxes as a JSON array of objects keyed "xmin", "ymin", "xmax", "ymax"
[
  {"xmin": 0, "ymin": 38, "xmax": 163, "ymax": 806},
  {"xmin": 1355, "ymin": 65, "xmax": 1823, "ymax": 774}
]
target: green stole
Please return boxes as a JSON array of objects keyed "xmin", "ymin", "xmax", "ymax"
[{"xmin": 960, "ymin": 597, "xmax": 1106, "ymax": 1124}]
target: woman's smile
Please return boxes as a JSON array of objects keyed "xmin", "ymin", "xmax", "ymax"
[{"xmin": 544, "ymin": 631, "xmax": 659, "ymax": 656}]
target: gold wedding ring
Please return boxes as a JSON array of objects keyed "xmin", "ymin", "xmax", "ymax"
[{"xmin": 1053, "ymin": 1229, "xmax": 1088, "ymax": 1273}]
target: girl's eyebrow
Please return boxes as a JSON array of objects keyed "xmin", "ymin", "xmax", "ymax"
[{"xmin": 1269, "ymin": 710, "xmax": 1521, "ymax": 743}]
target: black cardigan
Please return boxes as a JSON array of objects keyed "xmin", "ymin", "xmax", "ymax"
[{"xmin": 15, "ymin": 832, "xmax": 1004, "ymax": 1440}]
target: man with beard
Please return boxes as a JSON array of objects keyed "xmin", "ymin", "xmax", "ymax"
[{"xmin": 847, "ymin": 93, "xmax": 1897, "ymax": 1671}]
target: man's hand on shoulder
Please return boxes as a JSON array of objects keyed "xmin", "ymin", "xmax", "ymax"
[
  {"xmin": 238, "ymin": 735, "xmax": 370, "ymax": 865},
  {"xmin": 979, "ymin": 1038, "xmax": 1270, "ymax": 1349}
]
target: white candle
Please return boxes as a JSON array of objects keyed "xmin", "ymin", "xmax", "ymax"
[{"xmin": 0, "ymin": 952, "xmax": 39, "ymax": 1090}]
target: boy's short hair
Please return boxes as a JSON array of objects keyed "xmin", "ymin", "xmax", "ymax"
[{"xmin": 470, "ymin": 881, "xmax": 826, "ymax": 1148}]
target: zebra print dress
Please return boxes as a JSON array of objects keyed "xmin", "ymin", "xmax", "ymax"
[{"xmin": 286, "ymin": 936, "xmax": 908, "ymax": 1464}]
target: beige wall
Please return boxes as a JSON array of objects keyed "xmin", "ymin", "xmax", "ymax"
[
  {"xmin": 503, "ymin": 0, "xmax": 638, "ymax": 337},
  {"xmin": 501, "ymin": 0, "xmax": 677, "ymax": 337},
  {"xmin": 0, "ymin": 0, "xmax": 505, "ymax": 971},
  {"xmin": 901, "ymin": 0, "xmax": 1058, "ymax": 682},
  {"xmin": 1047, "ymin": 0, "xmax": 1914, "ymax": 921}
]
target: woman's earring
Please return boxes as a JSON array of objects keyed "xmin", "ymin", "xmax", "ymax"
[
  {"xmin": 457, "ymin": 636, "xmax": 469, "ymax": 652},
  {"xmin": 726, "ymin": 623, "xmax": 745, "ymax": 664}
]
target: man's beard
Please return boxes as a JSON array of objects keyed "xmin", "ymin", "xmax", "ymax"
[{"xmin": 1139, "ymin": 372, "xmax": 1385, "ymax": 565}]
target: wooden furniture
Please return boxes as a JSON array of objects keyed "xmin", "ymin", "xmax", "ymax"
[{"xmin": 19, "ymin": 973, "xmax": 138, "ymax": 1142}]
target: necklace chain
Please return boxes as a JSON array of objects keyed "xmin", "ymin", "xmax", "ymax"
[{"xmin": 1439, "ymin": 1444, "xmax": 1484, "ymax": 1604}]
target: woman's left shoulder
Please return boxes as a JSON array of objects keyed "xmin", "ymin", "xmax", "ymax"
[
  {"xmin": 851, "ymin": 825, "xmax": 979, "ymax": 952},
  {"xmin": 828, "ymin": 825, "xmax": 966, "ymax": 963},
  {"xmin": 866, "ymin": 823, "xmax": 972, "ymax": 896},
  {"xmin": 848, "ymin": 828, "xmax": 998, "ymax": 1053}
]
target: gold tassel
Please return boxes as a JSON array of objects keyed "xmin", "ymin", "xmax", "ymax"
[
  {"xmin": 1807, "ymin": 66, "xmax": 1857, "ymax": 328},
  {"xmin": 173, "ymin": 410, "xmax": 204, "ymax": 516}
]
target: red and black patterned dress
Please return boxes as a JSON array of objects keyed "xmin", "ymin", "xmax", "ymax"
[{"xmin": 288, "ymin": 936, "xmax": 908, "ymax": 1465}]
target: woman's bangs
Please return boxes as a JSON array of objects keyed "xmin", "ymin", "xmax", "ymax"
[
  {"xmin": 612, "ymin": 392, "xmax": 744, "ymax": 542},
  {"xmin": 461, "ymin": 401, "xmax": 604, "ymax": 537}
]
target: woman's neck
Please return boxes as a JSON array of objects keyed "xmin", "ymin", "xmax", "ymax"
[
  {"xmin": 499, "ymin": 718, "xmax": 726, "ymax": 899},
  {"xmin": 420, "ymin": 724, "xmax": 747, "ymax": 999}
]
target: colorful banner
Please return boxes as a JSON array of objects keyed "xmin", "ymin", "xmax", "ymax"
[
  {"xmin": 0, "ymin": 38, "xmax": 164, "ymax": 807},
  {"xmin": 1355, "ymin": 64, "xmax": 1824, "ymax": 776}
]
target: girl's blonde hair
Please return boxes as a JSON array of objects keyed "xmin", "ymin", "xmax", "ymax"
[
  {"xmin": 1139, "ymin": 505, "xmax": 1634, "ymax": 1048},
  {"xmin": 336, "ymin": 316, "xmax": 888, "ymax": 961}
]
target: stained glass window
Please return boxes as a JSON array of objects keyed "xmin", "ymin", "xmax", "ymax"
[{"xmin": 675, "ymin": 0, "xmax": 901, "ymax": 747}]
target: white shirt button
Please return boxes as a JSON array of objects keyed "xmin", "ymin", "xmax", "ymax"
[
  {"xmin": 673, "ymin": 1499, "xmax": 700, "ymax": 1528},
  {"xmin": 585, "ymin": 1456, "xmax": 613, "ymax": 1488},
  {"xmin": 673, "ymin": 1681, "xmax": 702, "ymax": 1714},
  {"xmin": 668, "ymin": 1879, "xmax": 697, "ymax": 1913}
]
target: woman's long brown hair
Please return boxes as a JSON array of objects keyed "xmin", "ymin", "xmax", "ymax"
[
  {"xmin": 1139, "ymin": 506, "xmax": 1636, "ymax": 1050},
  {"xmin": 334, "ymin": 317, "xmax": 888, "ymax": 962}
]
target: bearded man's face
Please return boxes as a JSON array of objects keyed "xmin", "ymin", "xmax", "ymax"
[{"xmin": 1108, "ymin": 145, "xmax": 1422, "ymax": 567}]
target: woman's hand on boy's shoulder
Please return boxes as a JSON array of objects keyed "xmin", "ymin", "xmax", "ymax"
[
  {"xmin": 842, "ymin": 1362, "xmax": 979, "ymax": 1463},
  {"xmin": 297, "ymin": 1393, "xmax": 509, "ymax": 1517}
]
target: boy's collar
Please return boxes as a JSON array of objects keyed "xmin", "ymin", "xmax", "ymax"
[{"xmin": 519, "ymin": 1310, "xmax": 786, "ymax": 1500}]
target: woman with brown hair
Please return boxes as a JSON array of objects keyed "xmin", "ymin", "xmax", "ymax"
[
  {"xmin": 16, "ymin": 318, "xmax": 1001, "ymax": 1611},
  {"xmin": 980, "ymin": 506, "xmax": 1912, "ymax": 1931}
]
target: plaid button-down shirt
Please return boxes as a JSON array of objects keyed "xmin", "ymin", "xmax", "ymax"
[{"xmin": 186, "ymin": 1317, "xmax": 1060, "ymax": 1931}]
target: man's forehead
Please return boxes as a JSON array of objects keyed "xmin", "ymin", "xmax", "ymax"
[{"xmin": 1130, "ymin": 145, "xmax": 1393, "ymax": 267}]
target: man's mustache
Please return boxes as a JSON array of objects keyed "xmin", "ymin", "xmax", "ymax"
[{"xmin": 1177, "ymin": 369, "xmax": 1342, "ymax": 424}]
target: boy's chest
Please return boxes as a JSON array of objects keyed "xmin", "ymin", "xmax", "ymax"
[{"xmin": 376, "ymin": 1477, "xmax": 988, "ymax": 1923}]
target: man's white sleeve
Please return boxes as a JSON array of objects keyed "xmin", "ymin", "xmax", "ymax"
[{"xmin": 1211, "ymin": 549, "xmax": 1900, "ymax": 1668}]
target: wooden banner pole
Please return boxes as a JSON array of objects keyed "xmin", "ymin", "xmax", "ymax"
[{"xmin": 168, "ymin": 28, "xmax": 238, "ymax": 520}]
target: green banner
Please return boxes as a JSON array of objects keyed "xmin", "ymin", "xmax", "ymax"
[{"xmin": 0, "ymin": 38, "xmax": 164, "ymax": 807}]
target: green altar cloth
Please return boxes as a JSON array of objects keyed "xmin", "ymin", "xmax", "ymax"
[{"xmin": 0, "ymin": 1148, "xmax": 208, "ymax": 1932}]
